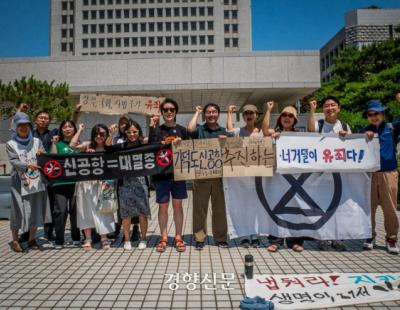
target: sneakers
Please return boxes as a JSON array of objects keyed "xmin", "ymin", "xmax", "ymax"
[
  {"xmin": 138, "ymin": 240, "xmax": 147, "ymax": 250},
  {"xmin": 195, "ymin": 241, "xmax": 205, "ymax": 251},
  {"xmin": 318, "ymin": 240, "xmax": 330, "ymax": 251},
  {"xmin": 331, "ymin": 240, "xmax": 347, "ymax": 251},
  {"xmin": 363, "ymin": 238, "xmax": 375, "ymax": 250},
  {"xmin": 54, "ymin": 243, "xmax": 64, "ymax": 250},
  {"xmin": 123, "ymin": 241, "xmax": 132, "ymax": 250},
  {"xmin": 386, "ymin": 239, "xmax": 399, "ymax": 254},
  {"xmin": 217, "ymin": 241, "xmax": 229, "ymax": 248},
  {"xmin": 240, "ymin": 239, "xmax": 250, "ymax": 248}
]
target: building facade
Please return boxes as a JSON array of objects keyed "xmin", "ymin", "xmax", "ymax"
[
  {"xmin": 51, "ymin": 0, "xmax": 252, "ymax": 57},
  {"xmin": 320, "ymin": 8, "xmax": 400, "ymax": 82}
]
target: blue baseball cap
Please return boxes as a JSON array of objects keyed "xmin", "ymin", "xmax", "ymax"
[
  {"xmin": 365, "ymin": 99, "xmax": 387, "ymax": 113},
  {"xmin": 11, "ymin": 112, "xmax": 31, "ymax": 131}
]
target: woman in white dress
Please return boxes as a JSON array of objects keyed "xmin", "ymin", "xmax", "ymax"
[{"xmin": 70, "ymin": 123, "xmax": 115, "ymax": 250}]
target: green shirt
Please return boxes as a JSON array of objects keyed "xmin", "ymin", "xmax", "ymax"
[
  {"xmin": 191, "ymin": 123, "xmax": 229, "ymax": 139},
  {"xmin": 53, "ymin": 140, "xmax": 79, "ymax": 187}
]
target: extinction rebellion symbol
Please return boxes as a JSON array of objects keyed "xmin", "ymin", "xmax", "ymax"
[
  {"xmin": 43, "ymin": 160, "xmax": 62, "ymax": 179},
  {"xmin": 156, "ymin": 148, "xmax": 173, "ymax": 167},
  {"xmin": 255, "ymin": 173, "xmax": 343, "ymax": 230}
]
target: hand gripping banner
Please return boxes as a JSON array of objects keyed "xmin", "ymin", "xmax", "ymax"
[{"xmin": 37, "ymin": 143, "xmax": 173, "ymax": 184}]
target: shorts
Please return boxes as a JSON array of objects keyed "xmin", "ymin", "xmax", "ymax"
[{"xmin": 154, "ymin": 179, "xmax": 188, "ymax": 204}]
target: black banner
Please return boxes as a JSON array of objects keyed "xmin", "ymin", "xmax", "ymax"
[{"xmin": 37, "ymin": 143, "xmax": 173, "ymax": 184}]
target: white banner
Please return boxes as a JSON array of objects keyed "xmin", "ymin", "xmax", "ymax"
[
  {"xmin": 276, "ymin": 133, "xmax": 380, "ymax": 174},
  {"xmin": 246, "ymin": 273, "xmax": 400, "ymax": 309},
  {"xmin": 224, "ymin": 173, "xmax": 371, "ymax": 240}
]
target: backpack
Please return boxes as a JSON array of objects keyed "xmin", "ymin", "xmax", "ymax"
[{"xmin": 318, "ymin": 119, "xmax": 348, "ymax": 133}]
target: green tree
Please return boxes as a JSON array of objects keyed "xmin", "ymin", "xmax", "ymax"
[
  {"xmin": 0, "ymin": 75, "xmax": 73, "ymax": 121},
  {"xmin": 311, "ymin": 38, "xmax": 400, "ymax": 130}
]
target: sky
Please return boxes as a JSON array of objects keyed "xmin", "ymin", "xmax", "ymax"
[{"xmin": 0, "ymin": 0, "xmax": 400, "ymax": 57}]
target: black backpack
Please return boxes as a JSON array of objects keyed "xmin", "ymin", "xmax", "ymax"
[{"xmin": 318, "ymin": 119, "xmax": 348, "ymax": 133}]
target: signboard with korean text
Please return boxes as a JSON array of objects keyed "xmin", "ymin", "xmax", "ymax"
[
  {"xmin": 276, "ymin": 132, "xmax": 380, "ymax": 174},
  {"xmin": 79, "ymin": 94, "xmax": 165, "ymax": 116},
  {"xmin": 172, "ymin": 137, "xmax": 274, "ymax": 180},
  {"xmin": 246, "ymin": 273, "xmax": 400, "ymax": 309},
  {"xmin": 37, "ymin": 143, "xmax": 172, "ymax": 184}
]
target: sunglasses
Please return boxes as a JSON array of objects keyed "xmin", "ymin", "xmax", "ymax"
[
  {"xmin": 162, "ymin": 108, "xmax": 176, "ymax": 113},
  {"xmin": 281, "ymin": 113, "xmax": 294, "ymax": 118},
  {"xmin": 95, "ymin": 132, "xmax": 107, "ymax": 137},
  {"xmin": 367, "ymin": 111, "xmax": 380, "ymax": 117}
]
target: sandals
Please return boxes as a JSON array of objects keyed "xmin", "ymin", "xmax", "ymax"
[
  {"xmin": 267, "ymin": 244, "xmax": 279, "ymax": 252},
  {"xmin": 292, "ymin": 244, "xmax": 304, "ymax": 252},
  {"xmin": 101, "ymin": 239, "xmax": 111, "ymax": 250},
  {"xmin": 174, "ymin": 237, "xmax": 186, "ymax": 252},
  {"xmin": 156, "ymin": 238, "xmax": 168, "ymax": 253},
  {"xmin": 83, "ymin": 239, "xmax": 92, "ymax": 251}
]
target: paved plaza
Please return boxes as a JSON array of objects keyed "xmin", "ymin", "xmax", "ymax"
[{"xmin": 1, "ymin": 191, "xmax": 400, "ymax": 309}]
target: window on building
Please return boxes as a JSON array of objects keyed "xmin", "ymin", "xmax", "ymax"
[
  {"xmin": 224, "ymin": 10, "xmax": 229, "ymax": 19},
  {"xmin": 140, "ymin": 23, "xmax": 146, "ymax": 31},
  {"xmin": 166, "ymin": 36, "xmax": 172, "ymax": 45},
  {"xmin": 116, "ymin": 9, "xmax": 121, "ymax": 18},
  {"xmin": 69, "ymin": 29, "xmax": 74, "ymax": 37},
  {"xmin": 99, "ymin": 10, "xmax": 105, "ymax": 19},
  {"xmin": 166, "ymin": 22, "xmax": 171, "ymax": 31},
  {"xmin": 207, "ymin": 21, "xmax": 213, "ymax": 30},
  {"xmin": 182, "ymin": 22, "xmax": 188, "ymax": 31},
  {"xmin": 199, "ymin": 35, "xmax": 205, "ymax": 45},
  {"xmin": 199, "ymin": 21, "xmax": 205, "ymax": 31},
  {"xmin": 70, "ymin": 15, "xmax": 74, "ymax": 23},
  {"xmin": 90, "ymin": 10, "xmax": 96, "ymax": 19},
  {"xmin": 116, "ymin": 24, "xmax": 121, "ymax": 32},
  {"xmin": 61, "ymin": 43, "xmax": 67, "ymax": 52},
  {"xmin": 190, "ymin": 7, "xmax": 196, "ymax": 16},
  {"xmin": 199, "ymin": 7, "xmax": 205, "ymax": 16},
  {"xmin": 207, "ymin": 7, "xmax": 213, "ymax": 16},
  {"xmin": 149, "ymin": 22, "xmax": 155, "ymax": 31},
  {"xmin": 123, "ymin": 37, "xmax": 130, "ymax": 47},
  {"xmin": 191, "ymin": 21, "xmax": 196, "ymax": 31},
  {"xmin": 157, "ymin": 22, "xmax": 163, "ymax": 31},
  {"xmin": 166, "ymin": 8, "xmax": 172, "ymax": 17},
  {"xmin": 107, "ymin": 24, "xmax": 113, "ymax": 33},
  {"xmin": 191, "ymin": 36, "xmax": 197, "ymax": 45},
  {"xmin": 132, "ymin": 23, "xmax": 138, "ymax": 32},
  {"xmin": 91, "ymin": 24, "xmax": 97, "ymax": 33},
  {"xmin": 107, "ymin": 9, "xmax": 113, "ymax": 18},
  {"xmin": 108, "ymin": 0, "xmax": 113, "ymax": 4},
  {"xmin": 116, "ymin": 38, "xmax": 121, "ymax": 47},
  {"xmin": 91, "ymin": 0, "xmax": 97, "ymax": 4},
  {"xmin": 140, "ymin": 37, "xmax": 146, "ymax": 46},
  {"xmin": 82, "ymin": 12, "xmax": 88, "ymax": 20},
  {"xmin": 174, "ymin": 36, "xmax": 180, "ymax": 45},
  {"xmin": 91, "ymin": 38, "xmax": 97, "ymax": 48},
  {"xmin": 132, "ymin": 37, "xmax": 138, "ymax": 46},
  {"xmin": 224, "ymin": 0, "xmax": 229, "ymax": 4},
  {"xmin": 62, "ymin": 29, "xmax": 67, "ymax": 38},
  {"xmin": 82, "ymin": 39, "xmax": 88, "ymax": 48},
  {"xmin": 182, "ymin": 7, "xmax": 188, "ymax": 16},
  {"xmin": 83, "ymin": 0, "xmax": 89, "ymax": 6},
  {"xmin": 124, "ymin": 23, "xmax": 130, "ymax": 32},
  {"xmin": 232, "ymin": 24, "xmax": 238, "ymax": 33},
  {"xmin": 132, "ymin": 9, "xmax": 138, "ymax": 18},
  {"xmin": 149, "ymin": 8, "xmax": 155, "ymax": 17},
  {"xmin": 208, "ymin": 35, "xmax": 214, "ymax": 44},
  {"xmin": 149, "ymin": 37, "xmax": 155, "ymax": 46},
  {"xmin": 116, "ymin": 0, "xmax": 121, "ymax": 4},
  {"xmin": 232, "ymin": 38, "xmax": 238, "ymax": 47},
  {"xmin": 157, "ymin": 8, "xmax": 163, "ymax": 17},
  {"xmin": 174, "ymin": 22, "xmax": 180, "ymax": 31},
  {"xmin": 99, "ymin": 24, "xmax": 105, "ymax": 33},
  {"xmin": 157, "ymin": 36, "xmax": 163, "ymax": 46},
  {"xmin": 107, "ymin": 38, "xmax": 113, "ymax": 47},
  {"xmin": 100, "ymin": 0, "xmax": 105, "ymax": 4},
  {"xmin": 174, "ymin": 7, "xmax": 180, "ymax": 16},
  {"xmin": 141, "ymin": 9, "xmax": 146, "ymax": 17},
  {"xmin": 99, "ymin": 38, "xmax": 105, "ymax": 47},
  {"xmin": 62, "ymin": 1, "xmax": 68, "ymax": 10},
  {"xmin": 232, "ymin": 10, "xmax": 238, "ymax": 19},
  {"xmin": 70, "ymin": 1, "xmax": 74, "ymax": 9},
  {"xmin": 182, "ymin": 36, "xmax": 189, "ymax": 45},
  {"xmin": 124, "ymin": 9, "xmax": 129, "ymax": 18},
  {"xmin": 224, "ymin": 24, "xmax": 229, "ymax": 33},
  {"xmin": 141, "ymin": 0, "xmax": 146, "ymax": 3},
  {"xmin": 125, "ymin": 0, "xmax": 129, "ymax": 3},
  {"xmin": 232, "ymin": 0, "xmax": 237, "ymax": 4},
  {"xmin": 224, "ymin": 38, "xmax": 230, "ymax": 47}
]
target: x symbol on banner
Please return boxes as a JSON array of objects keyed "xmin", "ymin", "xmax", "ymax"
[{"xmin": 273, "ymin": 173, "xmax": 325, "ymax": 216}]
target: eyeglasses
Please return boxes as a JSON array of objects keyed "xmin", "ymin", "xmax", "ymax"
[
  {"xmin": 126, "ymin": 130, "xmax": 139, "ymax": 135},
  {"xmin": 95, "ymin": 132, "xmax": 106, "ymax": 137},
  {"xmin": 162, "ymin": 108, "xmax": 176, "ymax": 113},
  {"xmin": 281, "ymin": 113, "xmax": 294, "ymax": 118},
  {"xmin": 367, "ymin": 111, "xmax": 380, "ymax": 117}
]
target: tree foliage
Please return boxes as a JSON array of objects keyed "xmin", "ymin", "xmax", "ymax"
[
  {"xmin": 0, "ymin": 75, "xmax": 73, "ymax": 121},
  {"xmin": 311, "ymin": 38, "xmax": 400, "ymax": 130}
]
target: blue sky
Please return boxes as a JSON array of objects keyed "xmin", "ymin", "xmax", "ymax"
[{"xmin": 0, "ymin": 0, "xmax": 400, "ymax": 57}]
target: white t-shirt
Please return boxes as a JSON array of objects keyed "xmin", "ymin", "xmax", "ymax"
[{"xmin": 314, "ymin": 120, "xmax": 352, "ymax": 134}]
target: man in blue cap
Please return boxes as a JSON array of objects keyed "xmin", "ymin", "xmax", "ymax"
[{"xmin": 363, "ymin": 99, "xmax": 399, "ymax": 254}]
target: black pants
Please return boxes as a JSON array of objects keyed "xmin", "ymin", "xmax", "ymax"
[
  {"xmin": 53, "ymin": 184, "xmax": 80, "ymax": 245},
  {"xmin": 268, "ymin": 235, "xmax": 304, "ymax": 248},
  {"xmin": 44, "ymin": 186, "xmax": 55, "ymax": 236}
]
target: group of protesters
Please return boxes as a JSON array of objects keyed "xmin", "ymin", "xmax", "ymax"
[{"xmin": 6, "ymin": 92, "xmax": 400, "ymax": 254}]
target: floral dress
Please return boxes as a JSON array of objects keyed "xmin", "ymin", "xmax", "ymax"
[{"xmin": 118, "ymin": 176, "xmax": 150, "ymax": 218}]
